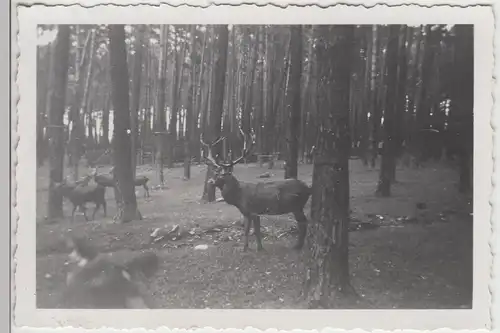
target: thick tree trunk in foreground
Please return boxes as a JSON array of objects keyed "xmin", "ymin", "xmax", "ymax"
[
  {"xmin": 285, "ymin": 25, "xmax": 303, "ymax": 179},
  {"xmin": 376, "ymin": 25, "xmax": 400, "ymax": 197},
  {"xmin": 202, "ymin": 25, "xmax": 229, "ymax": 202},
  {"xmin": 47, "ymin": 25, "xmax": 71, "ymax": 219},
  {"xmin": 303, "ymin": 26, "xmax": 354, "ymax": 308},
  {"xmin": 109, "ymin": 24, "xmax": 141, "ymax": 223}
]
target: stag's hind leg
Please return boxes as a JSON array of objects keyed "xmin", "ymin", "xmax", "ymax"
[
  {"xmin": 292, "ymin": 211, "xmax": 308, "ymax": 250},
  {"xmin": 143, "ymin": 184, "xmax": 150, "ymax": 198},
  {"xmin": 252, "ymin": 215, "xmax": 264, "ymax": 252},
  {"xmin": 243, "ymin": 215, "xmax": 252, "ymax": 252}
]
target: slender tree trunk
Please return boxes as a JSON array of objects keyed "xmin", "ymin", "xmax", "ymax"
[
  {"xmin": 130, "ymin": 25, "xmax": 144, "ymax": 178},
  {"xmin": 369, "ymin": 26, "xmax": 379, "ymax": 168},
  {"xmin": 285, "ymin": 25, "xmax": 302, "ymax": 179},
  {"xmin": 376, "ymin": 25, "xmax": 400, "ymax": 196},
  {"xmin": 155, "ymin": 25, "xmax": 169, "ymax": 185},
  {"xmin": 360, "ymin": 27, "xmax": 373, "ymax": 166},
  {"xmin": 392, "ymin": 25, "xmax": 408, "ymax": 179},
  {"xmin": 101, "ymin": 92, "xmax": 111, "ymax": 148},
  {"xmin": 304, "ymin": 26, "xmax": 354, "ymax": 308},
  {"xmin": 242, "ymin": 28, "xmax": 258, "ymax": 139},
  {"xmin": 168, "ymin": 27, "xmax": 182, "ymax": 168},
  {"xmin": 69, "ymin": 28, "xmax": 92, "ymax": 179},
  {"xmin": 184, "ymin": 25, "xmax": 197, "ymax": 180},
  {"xmin": 452, "ymin": 25, "xmax": 473, "ymax": 193},
  {"xmin": 37, "ymin": 45, "xmax": 51, "ymax": 168},
  {"xmin": 202, "ymin": 25, "xmax": 229, "ymax": 202},
  {"xmin": 109, "ymin": 24, "xmax": 142, "ymax": 222},
  {"xmin": 47, "ymin": 25, "xmax": 71, "ymax": 219}
]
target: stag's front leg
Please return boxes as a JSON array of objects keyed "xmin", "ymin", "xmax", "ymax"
[
  {"xmin": 92, "ymin": 203, "xmax": 100, "ymax": 220},
  {"xmin": 292, "ymin": 211, "xmax": 308, "ymax": 250},
  {"xmin": 81, "ymin": 205, "xmax": 89, "ymax": 221},
  {"xmin": 252, "ymin": 215, "xmax": 264, "ymax": 252},
  {"xmin": 71, "ymin": 205, "xmax": 78, "ymax": 223},
  {"xmin": 243, "ymin": 214, "xmax": 252, "ymax": 252}
]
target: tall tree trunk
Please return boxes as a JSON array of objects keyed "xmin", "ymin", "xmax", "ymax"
[
  {"xmin": 155, "ymin": 25, "xmax": 169, "ymax": 185},
  {"xmin": 168, "ymin": 27, "xmax": 181, "ymax": 168},
  {"xmin": 47, "ymin": 25, "xmax": 71, "ymax": 219},
  {"xmin": 101, "ymin": 91, "xmax": 111, "ymax": 148},
  {"xmin": 37, "ymin": 45, "xmax": 51, "ymax": 168},
  {"xmin": 392, "ymin": 25, "xmax": 408, "ymax": 179},
  {"xmin": 242, "ymin": 27, "xmax": 258, "ymax": 139},
  {"xmin": 69, "ymin": 28, "xmax": 92, "ymax": 179},
  {"xmin": 376, "ymin": 25, "xmax": 400, "ymax": 196},
  {"xmin": 130, "ymin": 25, "xmax": 144, "ymax": 178},
  {"xmin": 202, "ymin": 25, "xmax": 229, "ymax": 202},
  {"xmin": 184, "ymin": 25, "xmax": 197, "ymax": 180},
  {"xmin": 109, "ymin": 24, "xmax": 141, "ymax": 222},
  {"xmin": 369, "ymin": 26, "xmax": 379, "ymax": 168},
  {"xmin": 304, "ymin": 26, "xmax": 354, "ymax": 308},
  {"xmin": 452, "ymin": 25, "xmax": 473, "ymax": 193},
  {"xmin": 360, "ymin": 26, "xmax": 373, "ymax": 166},
  {"xmin": 285, "ymin": 25, "xmax": 302, "ymax": 179},
  {"xmin": 81, "ymin": 29, "xmax": 96, "ymax": 155}
]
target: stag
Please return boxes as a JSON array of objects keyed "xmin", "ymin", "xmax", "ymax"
[{"xmin": 201, "ymin": 130, "xmax": 311, "ymax": 251}]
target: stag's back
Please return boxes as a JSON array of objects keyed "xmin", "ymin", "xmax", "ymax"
[{"xmin": 238, "ymin": 178, "xmax": 311, "ymax": 215}]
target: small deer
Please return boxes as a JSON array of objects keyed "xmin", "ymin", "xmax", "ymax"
[
  {"xmin": 53, "ymin": 180, "xmax": 107, "ymax": 222},
  {"xmin": 63, "ymin": 236, "xmax": 159, "ymax": 308},
  {"xmin": 201, "ymin": 129, "xmax": 311, "ymax": 252},
  {"xmin": 92, "ymin": 167, "xmax": 150, "ymax": 198}
]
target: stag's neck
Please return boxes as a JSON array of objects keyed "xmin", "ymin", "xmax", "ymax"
[{"xmin": 220, "ymin": 175, "xmax": 242, "ymax": 208}]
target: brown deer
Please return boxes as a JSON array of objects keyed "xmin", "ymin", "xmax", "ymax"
[
  {"xmin": 201, "ymin": 129, "xmax": 311, "ymax": 252},
  {"xmin": 92, "ymin": 167, "xmax": 150, "ymax": 198}
]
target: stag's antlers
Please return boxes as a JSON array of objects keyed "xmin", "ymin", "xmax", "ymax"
[{"xmin": 200, "ymin": 128, "xmax": 255, "ymax": 170}]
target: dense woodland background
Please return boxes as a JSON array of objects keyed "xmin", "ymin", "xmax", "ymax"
[
  {"xmin": 37, "ymin": 24, "xmax": 473, "ymax": 189},
  {"xmin": 36, "ymin": 24, "xmax": 474, "ymax": 308}
]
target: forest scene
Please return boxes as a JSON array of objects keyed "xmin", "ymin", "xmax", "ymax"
[{"xmin": 36, "ymin": 24, "xmax": 473, "ymax": 309}]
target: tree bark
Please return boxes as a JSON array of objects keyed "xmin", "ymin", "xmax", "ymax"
[
  {"xmin": 109, "ymin": 24, "xmax": 142, "ymax": 222},
  {"xmin": 37, "ymin": 44, "xmax": 51, "ymax": 168},
  {"xmin": 184, "ymin": 25, "xmax": 197, "ymax": 180},
  {"xmin": 155, "ymin": 25, "xmax": 169, "ymax": 185},
  {"xmin": 167, "ymin": 27, "xmax": 183, "ymax": 168},
  {"xmin": 376, "ymin": 25, "xmax": 400, "ymax": 196},
  {"xmin": 285, "ymin": 25, "xmax": 302, "ymax": 179},
  {"xmin": 130, "ymin": 25, "xmax": 145, "ymax": 178},
  {"xmin": 101, "ymin": 91, "xmax": 111, "ymax": 148},
  {"xmin": 202, "ymin": 25, "xmax": 229, "ymax": 202},
  {"xmin": 69, "ymin": 28, "xmax": 92, "ymax": 179},
  {"xmin": 304, "ymin": 26, "xmax": 354, "ymax": 308},
  {"xmin": 368, "ymin": 26, "xmax": 379, "ymax": 168},
  {"xmin": 452, "ymin": 25, "xmax": 474, "ymax": 193},
  {"xmin": 47, "ymin": 25, "xmax": 71, "ymax": 219}
]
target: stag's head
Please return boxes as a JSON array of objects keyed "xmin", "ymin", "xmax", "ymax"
[{"xmin": 200, "ymin": 129, "xmax": 254, "ymax": 189}]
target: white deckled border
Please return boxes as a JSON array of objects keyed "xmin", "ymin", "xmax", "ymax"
[{"xmin": 11, "ymin": 1, "xmax": 496, "ymax": 332}]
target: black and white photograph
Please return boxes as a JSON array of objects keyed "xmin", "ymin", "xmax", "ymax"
[{"xmin": 13, "ymin": 3, "xmax": 493, "ymax": 331}]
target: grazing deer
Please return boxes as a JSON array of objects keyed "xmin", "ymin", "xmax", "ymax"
[
  {"xmin": 63, "ymin": 236, "xmax": 159, "ymax": 309},
  {"xmin": 201, "ymin": 130, "xmax": 312, "ymax": 251},
  {"xmin": 92, "ymin": 167, "xmax": 150, "ymax": 198},
  {"xmin": 53, "ymin": 180, "xmax": 107, "ymax": 222}
]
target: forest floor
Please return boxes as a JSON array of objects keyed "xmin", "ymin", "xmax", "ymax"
[{"xmin": 35, "ymin": 160, "xmax": 473, "ymax": 309}]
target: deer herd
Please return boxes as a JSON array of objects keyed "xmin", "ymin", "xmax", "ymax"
[{"xmin": 52, "ymin": 128, "xmax": 313, "ymax": 308}]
